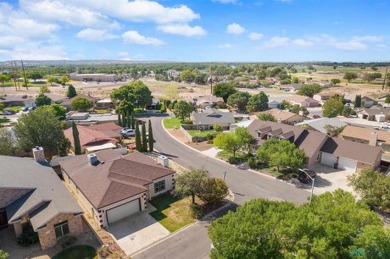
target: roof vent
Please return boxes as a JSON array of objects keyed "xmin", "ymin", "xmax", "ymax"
[
  {"xmin": 32, "ymin": 146, "xmax": 45, "ymax": 163},
  {"xmin": 157, "ymin": 155, "xmax": 169, "ymax": 167},
  {"xmin": 87, "ymin": 153, "xmax": 99, "ymax": 166}
]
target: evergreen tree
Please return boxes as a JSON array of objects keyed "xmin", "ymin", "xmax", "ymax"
[
  {"xmin": 131, "ymin": 113, "xmax": 135, "ymax": 129},
  {"xmin": 148, "ymin": 119, "xmax": 154, "ymax": 152},
  {"xmin": 67, "ymin": 85, "xmax": 77, "ymax": 98},
  {"xmin": 355, "ymin": 95, "xmax": 362, "ymax": 108},
  {"xmin": 142, "ymin": 122, "xmax": 147, "ymax": 152},
  {"xmin": 126, "ymin": 110, "xmax": 130, "ymax": 128},
  {"xmin": 117, "ymin": 113, "xmax": 122, "ymax": 127},
  {"xmin": 72, "ymin": 122, "xmax": 82, "ymax": 155},
  {"xmin": 135, "ymin": 122, "xmax": 142, "ymax": 152}
]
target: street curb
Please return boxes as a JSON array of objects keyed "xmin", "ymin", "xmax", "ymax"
[
  {"xmin": 161, "ymin": 119, "xmax": 305, "ymax": 187},
  {"xmin": 129, "ymin": 221, "xmax": 202, "ymax": 258}
]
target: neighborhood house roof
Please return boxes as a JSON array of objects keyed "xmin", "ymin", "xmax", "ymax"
[
  {"xmin": 64, "ymin": 122, "xmax": 121, "ymax": 148},
  {"xmin": 340, "ymin": 125, "xmax": 390, "ymax": 144},
  {"xmin": 60, "ymin": 149, "xmax": 174, "ymax": 209},
  {"xmin": 287, "ymin": 95, "xmax": 319, "ymax": 105},
  {"xmin": 295, "ymin": 118, "xmax": 347, "ymax": 134},
  {"xmin": 320, "ymin": 138, "xmax": 381, "ymax": 165},
  {"xmin": 0, "ymin": 156, "xmax": 82, "ymax": 231},
  {"xmin": 256, "ymin": 108, "xmax": 302, "ymax": 122},
  {"xmin": 360, "ymin": 106, "xmax": 390, "ymax": 116},
  {"xmin": 192, "ymin": 108, "xmax": 235, "ymax": 125}
]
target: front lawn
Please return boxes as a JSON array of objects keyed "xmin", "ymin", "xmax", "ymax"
[
  {"xmin": 187, "ymin": 130, "xmax": 216, "ymax": 138},
  {"xmin": 0, "ymin": 117, "xmax": 10, "ymax": 124},
  {"xmin": 149, "ymin": 194, "xmax": 196, "ymax": 232},
  {"xmin": 217, "ymin": 150, "xmax": 247, "ymax": 162},
  {"xmin": 163, "ymin": 117, "xmax": 182, "ymax": 129},
  {"xmin": 52, "ymin": 245, "xmax": 96, "ymax": 259}
]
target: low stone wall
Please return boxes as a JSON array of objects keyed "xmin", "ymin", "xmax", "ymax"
[{"xmin": 179, "ymin": 126, "xmax": 193, "ymax": 142}]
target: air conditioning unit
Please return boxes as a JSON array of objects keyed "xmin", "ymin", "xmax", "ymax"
[{"xmin": 157, "ymin": 155, "xmax": 169, "ymax": 167}]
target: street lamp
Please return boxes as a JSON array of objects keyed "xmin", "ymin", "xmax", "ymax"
[
  {"xmin": 223, "ymin": 171, "xmax": 227, "ymax": 182},
  {"xmin": 298, "ymin": 169, "xmax": 315, "ymax": 206}
]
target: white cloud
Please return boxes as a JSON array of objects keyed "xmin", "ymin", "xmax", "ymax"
[
  {"xmin": 264, "ymin": 36, "xmax": 290, "ymax": 47},
  {"xmin": 292, "ymin": 38, "xmax": 313, "ymax": 47},
  {"xmin": 226, "ymin": 23, "xmax": 245, "ymax": 35},
  {"xmin": 248, "ymin": 32, "xmax": 263, "ymax": 40},
  {"xmin": 0, "ymin": 43, "xmax": 67, "ymax": 60},
  {"xmin": 122, "ymin": 31, "xmax": 164, "ymax": 45},
  {"xmin": 76, "ymin": 28, "xmax": 118, "ymax": 41},
  {"xmin": 218, "ymin": 43, "xmax": 233, "ymax": 49},
  {"xmin": 28, "ymin": 0, "xmax": 200, "ymax": 25},
  {"xmin": 212, "ymin": 0, "xmax": 238, "ymax": 4},
  {"xmin": 20, "ymin": 0, "xmax": 120, "ymax": 29},
  {"xmin": 157, "ymin": 24, "xmax": 207, "ymax": 37},
  {"xmin": 351, "ymin": 35, "xmax": 382, "ymax": 42}
]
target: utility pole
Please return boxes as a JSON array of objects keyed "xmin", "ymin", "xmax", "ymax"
[
  {"xmin": 21, "ymin": 60, "xmax": 28, "ymax": 90},
  {"xmin": 209, "ymin": 63, "xmax": 213, "ymax": 94},
  {"xmin": 383, "ymin": 66, "xmax": 388, "ymax": 91}
]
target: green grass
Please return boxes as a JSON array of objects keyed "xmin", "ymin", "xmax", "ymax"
[
  {"xmin": 5, "ymin": 106, "xmax": 23, "ymax": 112},
  {"xmin": 187, "ymin": 130, "xmax": 216, "ymax": 137},
  {"xmin": 52, "ymin": 245, "xmax": 96, "ymax": 259},
  {"xmin": 217, "ymin": 150, "xmax": 247, "ymax": 161},
  {"xmin": 0, "ymin": 117, "xmax": 10, "ymax": 124},
  {"xmin": 163, "ymin": 117, "xmax": 182, "ymax": 129},
  {"xmin": 149, "ymin": 194, "xmax": 195, "ymax": 232}
]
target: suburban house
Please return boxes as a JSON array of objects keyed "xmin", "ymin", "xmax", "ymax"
[
  {"xmin": 295, "ymin": 118, "xmax": 347, "ymax": 134},
  {"xmin": 252, "ymin": 108, "xmax": 305, "ymax": 125},
  {"xmin": 66, "ymin": 112, "xmax": 118, "ymax": 125},
  {"xmin": 95, "ymin": 99, "xmax": 115, "ymax": 110},
  {"xmin": 277, "ymin": 83, "xmax": 303, "ymax": 92},
  {"xmin": 69, "ymin": 73, "xmax": 118, "ymax": 82},
  {"xmin": 0, "ymin": 94, "xmax": 35, "ymax": 107},
  {"xmin": 245, "ymin": 120, "xmax": 382, "ymax": 172},
  {"xmin": 43, "ymin": 93, "xmax": 69, "ymax": 104},
  {"xmin": 191, "ymin": 107, "xmax": 235, "ymax": 130},
  {"xmin": 194, "ymin": 96, "xmax": 224, "ymax": 109},
  {"xmin": 60, "ymin": 149, "xmax": 175, "ymax": 228},
  {"xmin": 313, "ymin": 93, "xmax": 332, "ymax": 104},
  {"xmin": 286, "ymin": 95, "xmax": 320, "ymax": 107},
  {"xmin": 60, "ymin": 94, "xmax": 96, "ymax": 111},
  {"xmin": 146, "ymin": 97, "xmax": 160, "ymax": 110},
  {"xmin": 362, "ymin": 96, "xmax": 378, "ymax": 108},
  {"xmin": 64, "ymin": 122, "xmax": 122, "ymax": 153},
  {"xmin": 0, "ymin": 148, "xmax": 83, "ymax": 250},
  {"xmin": 357, "ymin": 106, "xmax": 390, "ymax": 122},
  {"xmin": 268, "ymin": 99, "xmax": 281, "ymax": 109}
]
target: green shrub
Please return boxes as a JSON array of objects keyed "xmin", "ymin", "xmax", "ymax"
[
  {"xmin": 248, "ymin": 157, "xmax": 257, "ymax": 169},
  {"xmin": 228, "ymin": 156, "xmax": 241, "ymax": 165},
  {"xmin": 17, "ymin": 224, "xmax": 39, "ymax": 246}
]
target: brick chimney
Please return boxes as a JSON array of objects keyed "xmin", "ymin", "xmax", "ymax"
[
  {"xmin": 369, "ymin": 132, "xmax": 378, "ymax": 146},
  {"xmin": 32, "ymin": 146, "xmax": 45, "ymax": 163}
]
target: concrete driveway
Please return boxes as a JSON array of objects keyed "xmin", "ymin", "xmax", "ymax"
[
  {"xmin": 293, "ymin": 165, "xmax": 356, "ymax": 195},
  {"xmin": 107, "ymin": 204, "xmax": 170, "ymax": 256}
]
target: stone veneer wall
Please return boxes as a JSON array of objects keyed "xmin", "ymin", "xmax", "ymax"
[{"xmin": 37, "ymin": 213, "xmax": 83, "ymax": 250}]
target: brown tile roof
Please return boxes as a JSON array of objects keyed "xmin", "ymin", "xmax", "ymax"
[
  {"xmin": 256, "ymin": 109, "xmax": 299, "ymax": 121},
  {"xmin": 247, "ymin": 120, "xmax": 328, "ymax": 158},
  {"xmin": 60, "ymin": 149, "xmax": 174, "ymax": 209},
  {"xmin": 287, "ymin": 95, "xmax": 319, "ymax": 105},
  {"xmin": 64, "ymin": 122, "xmax": 121, "ymax": 148},
  {"xmin": 340, "ymin": 125, "xmax": 390, "ymax": 144},
  {"xmin": 320, "ymin": 138, "xmax": 382, "ymax": 165}
]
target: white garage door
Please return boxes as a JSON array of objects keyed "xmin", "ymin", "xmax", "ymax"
[
  {"xmin": 338, "ymin": 157, "xmax": 357, "ymax": 171},
  {"xmin": 321, "ymin": 152, "xmax": 337, "ymax": 167},
  {"xmin": 107, "ymin": 198, "xmax": 140, "ymax": 225}
]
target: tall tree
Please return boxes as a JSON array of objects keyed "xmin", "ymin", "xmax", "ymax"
[
  {"xmin": 213, "ymin": 82, "xmax": 237, "ymax": 103},
  {"xmin": 198, "ymin": 178, "xmax": 229, "ymax": 204},
  {"xmin": 148, "ymin": 119, "xmax": 154, "ymax": 152},
  {"xmin": 247, "ymin": 91, "xmax": 269, "ymax": 112},
  {"xmin": 355, "ymin": 94, "xmax": 362, "ymax": 107},
  {"xmin": 173, "ymin": 101, "xmax": 193, "ymax": 121},
  {"xmin": 0, "ymin": 128, "xmax": 17, "ymax": 156},
  {"xmin": 227, "ymin": 91, "xmax": 251, "ymax": 112},
  {"xmin": 60, "ymin": 75, "xmax": 70, "ymax": 85},
  {"xmin": 175, "ymin": 169, "xmax": 208, "ymax": 204},
  {"xmin": 67, "ymin": 85, "xmax": 77, "ymax": 98},
  {"xmin": 209, "ymin": 190, "xmax": 387, "ymax": 259},
  {"xmin": 135, "ymin": 122, "xmax": 142, "ymax": 152},
  {"xmin": 35, "ymin": 94, "xmax": 52, "ymax": 107},
  {"xmin": 213, "ymin": 132, "xmax": 243, "ymax": 158},
  {"xmin": 14, "ymin": 106, "xmax": 70, "ymax": 157},
  {"xmin": 297, "ymin": 84, "xmax": 321, "ymax": 97},
  {"xmin": 141, "ymin": 122, "xmax": 147, "ymax": 152},
  {"xmin": 257, "ymin": 113, "xmax": 277, "ymax": 122},
  {"xmin": 343, "ymin": 71, "xmax": 358, "ymax": 83},
  {"xmin": 111, "ymin": 80, "xmax": 152, "ymax": 108},
  {"xmin": 322, "ymin": 99, "xmax": 344, "ymax": 118},
  {"xmin": 72, "ymin": 122, "xmax": 81, "ymax": 155},
  {"xmin": 131, "ymin": 113, "xmax": 135, "ymax": 129},
  {"xmin": 0, "ymin": 74, "xmax": 10, "ymax": 87},
  {"xmin": 47, "ymin": 76, "xmax": 56, "ymax": 86},
  {"xmin": 71, "ymin": 97, "xmax": 93, "ymax": 112},
  {"xmin": 50, "ymin": 104, "xmax": 66, "ymax": 120}
]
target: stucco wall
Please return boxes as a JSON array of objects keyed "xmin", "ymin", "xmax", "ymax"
[
  {"xmin": 148, "ymin": 174, "xmax": 175, "ymax": 199},
  {"xmin": 37, "ymin": 213, "xmax": 83, "ymax": 250}
]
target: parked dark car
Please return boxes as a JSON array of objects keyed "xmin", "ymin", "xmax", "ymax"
[{"xmin": 297, "ymin": 169, "xmax": 316, "ymax": 184}]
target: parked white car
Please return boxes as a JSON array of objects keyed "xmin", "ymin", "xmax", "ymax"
[{"xmin": 121, "ymin": 128, "xmax": 135, "ymax": 137}]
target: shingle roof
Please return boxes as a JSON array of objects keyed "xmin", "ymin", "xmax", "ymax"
[
  {"xmin": 60, "ymin": 149, "xmax": 174, "ymax": 209},
  {"xmin": 256, "ymin": 108, "xmax": 303, "ymax": 122},
  {"xmin": 192, "ymin": 108, "xmax": 235, "ymax": 125},
  {"xmin": 64, "ymin": 122, "xmax": 121, "ymax": 148},
  {"xmin": 340, "ymin": 125, "xmax": 390, "ymax": 144},
  {"xmin": 295, "ymin": 118, "xmax": 347, "ymax": 133},
  {"xmin": 320, "ymin": 138, "xmax": 382, "ymax": 165},
  {"xmin": 0, "ymin": 156, "xmax": 82, "ymax": 231}
]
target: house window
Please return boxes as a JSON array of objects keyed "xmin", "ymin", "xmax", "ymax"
[
  {"xmin": 154, "ymin": 180, "xmax": 166, "ymax": 193},
  {"xmin": 54, "ymin": 221, "xmax": 69, "ymax": 238},
  {"xmin": 316, "ymin": 152, "xmax": 321, "ymax": 161}
]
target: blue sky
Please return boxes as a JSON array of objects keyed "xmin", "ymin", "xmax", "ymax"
[{"xmin": 0, "ymin": 0, "xmax": 389, "ymax": 62}]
